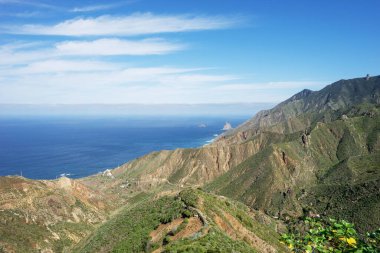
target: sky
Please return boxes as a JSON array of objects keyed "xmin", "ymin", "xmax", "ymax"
[{"xmin": 0, "ymin": 0, "xmax": 379, "ymax": 105}]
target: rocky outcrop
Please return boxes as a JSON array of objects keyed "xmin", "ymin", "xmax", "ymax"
[{"xmin": 222, "ymin": 122, "xmax": 233, "ymax": 130}]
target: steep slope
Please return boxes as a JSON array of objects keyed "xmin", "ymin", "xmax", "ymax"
[
  {"xmin": 74, "ymin": 189, "xmax": 287, "ymax": 253},
  {"xmin": 207, "ymin": 104, "xmax": 380, "ymax": 232}
]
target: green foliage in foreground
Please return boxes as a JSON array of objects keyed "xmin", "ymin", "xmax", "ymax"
[{"xmin": 281, "ymin": 217, "xmax": 380, "ymax": 252}]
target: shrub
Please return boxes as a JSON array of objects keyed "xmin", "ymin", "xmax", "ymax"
[
  {"xmin": 182, "ymin": 209, "xmax": 193, "ymax": 218},
  {"xmin": 179, "ymin": 189, "xmax": 198, "ymax": 207},
  {"xmin": 281, "ymin": 217, "xmax": 379, "ymax": 252},
  {"xmin": 163, "ymin": 236, "xmax": 171, "ymax": 245}
]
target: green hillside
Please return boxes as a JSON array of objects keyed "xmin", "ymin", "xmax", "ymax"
[
  {"xmin": 74, "ymin": 189, "xmax": 287, "ymax": 253},
  {"xmin": 207, "ymin": 104, "xmax": 380, "ymax": 232}
]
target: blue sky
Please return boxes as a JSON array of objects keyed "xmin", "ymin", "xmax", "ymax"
[{"xmin": 0, "ymin": 0, "xmax": 379, "ymax": 104}]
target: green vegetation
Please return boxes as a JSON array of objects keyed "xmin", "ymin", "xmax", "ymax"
[
  {"xmin": 0, "ymin": 209, "xmax": 48, "ymax": 252},
  {"xmin": 208, "ymin": 107, "xmax": 380, "ymax": 231},
  {"xmin": 75, "ymin": 196, "xmax": 186, "ymax": 252},
  {"xmin": 163, "ymin": 228, "xmax": 255, "ymax": 253},
  {"xmin": 195, "ymin": 189, "xmax": 286, "ymax": 250},
  {"xmin": 73, "ymin": 188, "xmax": 288, "ymax": 252},
  {"xmin": 179, "ymin": 188, "xmax": 199, "ymax": 207},
  {"xmin": 281, "ymin": 217, "xmax": 380, "ymax": 252}
]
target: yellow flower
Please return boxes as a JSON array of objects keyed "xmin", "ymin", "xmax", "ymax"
[
  {"xmin": 332, "ymin": 230, "xmax": 337, "ymax": 233},
  {"xmin": 347, "ymin": 237, "xmax": 357, "ymax": 246},
  {"xmin": 339, "ymin": 237, "xmax": 346, "ymax": 241},
  {"xmin": 288, "ymin": 244, "xmax": 293, "ymax": 249}
]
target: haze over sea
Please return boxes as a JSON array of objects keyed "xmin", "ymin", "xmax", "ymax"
[{"xmin": 0, "ymin": 114, "xmax": 250, "ymax": 180}]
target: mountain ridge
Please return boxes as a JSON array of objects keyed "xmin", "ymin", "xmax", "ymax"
[{"xmin": 216, "ymin": 75, "xmax": 380, "ymax": 144}]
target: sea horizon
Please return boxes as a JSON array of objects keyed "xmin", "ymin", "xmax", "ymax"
[{"xmin": 0, "ymin": 114, "xmax": 254, "ymax": 180}]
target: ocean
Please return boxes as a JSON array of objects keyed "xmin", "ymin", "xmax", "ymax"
[{"xmin": 0, "ymin": 115, "xmax": 248, "ymax": 179}]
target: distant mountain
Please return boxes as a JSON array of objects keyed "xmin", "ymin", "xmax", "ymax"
[{"xmin": 0, "ymin": 76, "xmax": 379, "ymax": 252}]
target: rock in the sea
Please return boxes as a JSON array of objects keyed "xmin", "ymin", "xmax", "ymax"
[{"xmin": 222, "ymin": 122, "xmax": 233, "ymax": 131}]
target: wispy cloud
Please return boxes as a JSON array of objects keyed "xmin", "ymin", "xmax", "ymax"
[
  {"xmin": 0, "ymin": 57, "xmax": 325, "ymax": 104},
  {"xmin": 10, "ymin": 60, "xmax": 119, "ymax": 74},
  {"xmin": 0, "ymin": 6, "xmax": 264, "ymax": 104},
  {"xmin": 2, "ymin": 13, "xmax": 244, "ymax": 36},
  {"xmin": 0, "ymin": 38, "xmax": 186, "ymax": 65},
  {"xmin": 0, "ymin": 77, "xmax": 326, "ymax": 104},
  {"xmin": 213, "ymin": 81, "xmax": 325, "ymax": 91},
  {"xmin": 0, "ymin": 64, "xmax": 234, "ymax": 103},
  {"xmin": 0, "ymin": 11, "xmax": 42, "ymax": 18},
  {"xmin": 0, "ymin": 0, "xmax": 61, "ymax": 10},
  {"xmin": 55, "ymin": 38, "xmax": 185, "ymax": 56},
  {"xmin": 71, "ymin": 1, "xmax": 137, "ymax": 13}
]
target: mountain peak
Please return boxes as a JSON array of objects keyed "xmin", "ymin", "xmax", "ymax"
[{"xmin": 287, "ymin": 88, "xmax": 314, "ymax": 102}]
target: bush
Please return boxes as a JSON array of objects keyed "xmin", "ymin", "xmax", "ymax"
[
  {"xmin": 163, "ymin": 235, "xmax": 171, "ymax": 245},
  {"xmin": 281, "ymin": 217, "xmax": 379, "ymax": 252},
  {"xmin": 179, "ymin": 189, "xmax": 198, "ymax": 207},
  {"xmin": 182, "ymin": 209, "xmax": 193, "ymax": 218}
]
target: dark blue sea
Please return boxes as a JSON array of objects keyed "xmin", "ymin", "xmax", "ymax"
[{"xmin": 0, "ymin": 116, "xmax": 248, "ymax": 179}]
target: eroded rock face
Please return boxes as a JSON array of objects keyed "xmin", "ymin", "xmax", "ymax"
[{"xmin": 0, "ymin": 176, "xmax": 116, "ymax": 252}]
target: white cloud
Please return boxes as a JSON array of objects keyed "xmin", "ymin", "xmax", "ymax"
[
  {"xmin": 0, "ymin": 11, "xmax": 42, "ymax": 18},
  {"xmin": 0, "ymin": 60, "xmax": 326, "ymax": 104},
  {"xmin": 55, "ymin": 38, "xmax": 185, "ymax": 56},
  {"xmin": 214, "ymin": 81, "xmax": 325, "ymax": 91},
  {"xmin": 71, "ymin": 4, "xmax": 119, "ymax": 12},
  {"xmin": 0, "ymin": 38, "xmax": 185, "ymax": 65},
  {"xmin": 3, "ymin": 13, "xmax": 243, "ymax": 36},
  {"xmin": 13, "ymin": 60, "xmax": 118, "ymax": 74},
  {"xmin": 0, "ymin": 0, "xmax": 61, "ymax": 10},
  {"xmin": 71, "ymin": 1, "xmax": 136, "ymax": 12}
]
